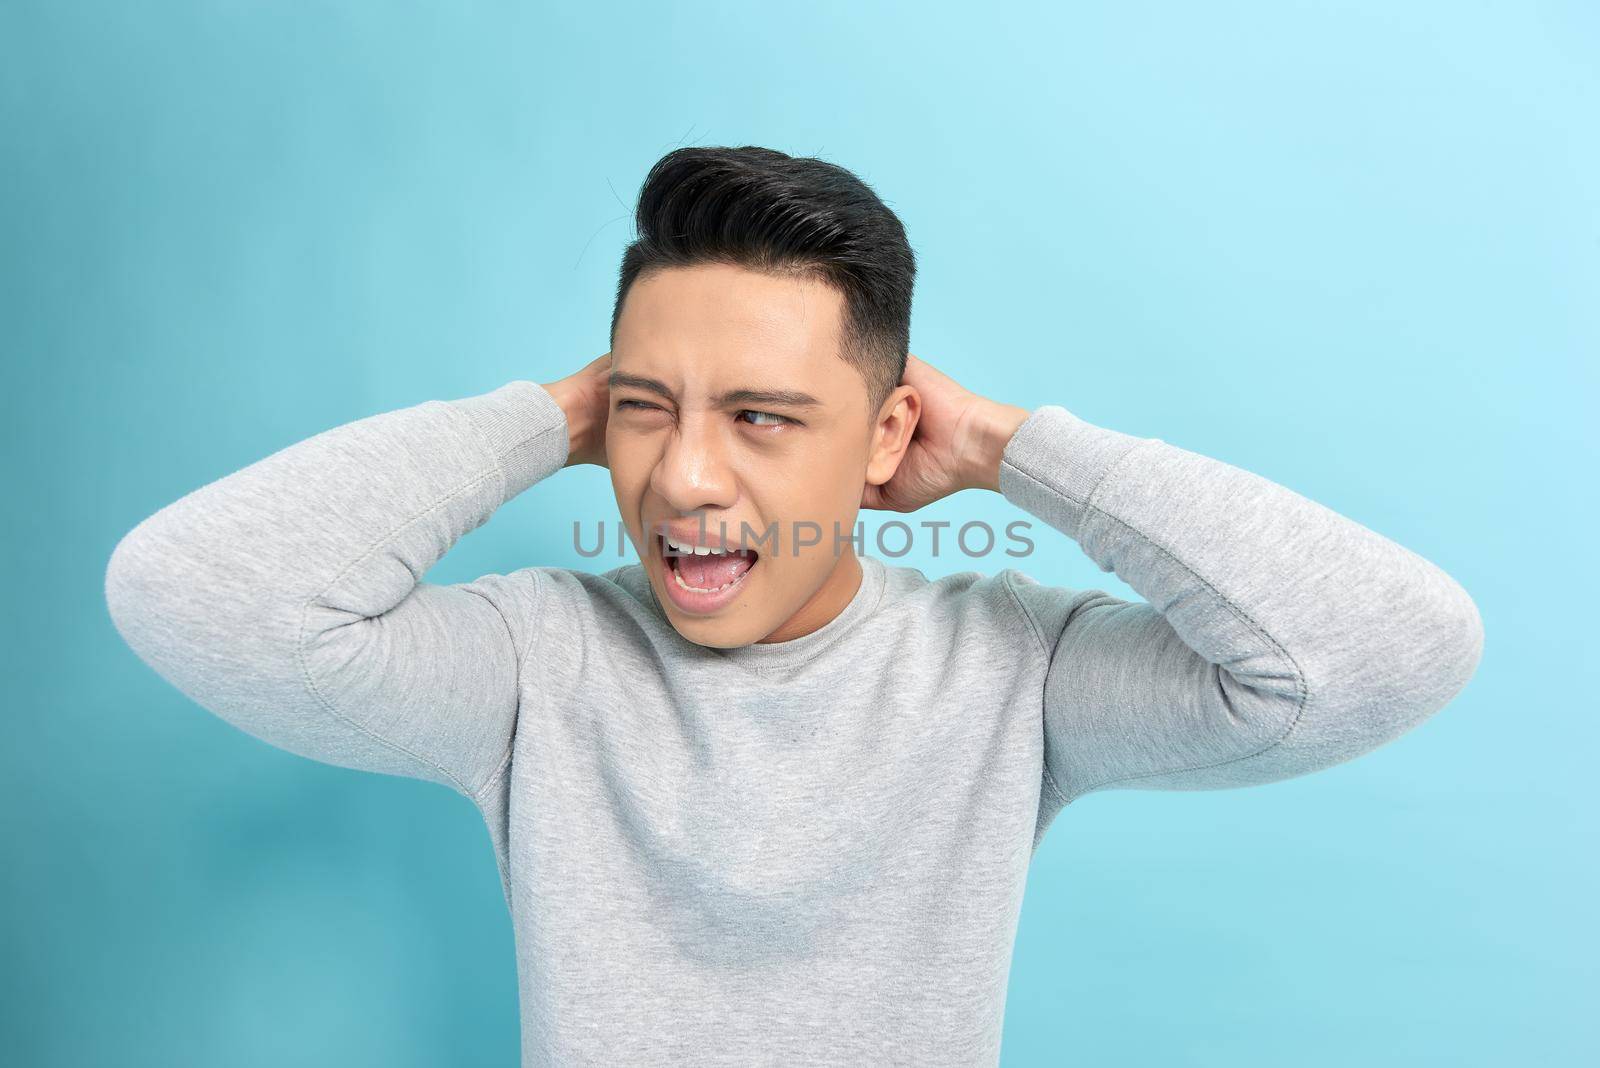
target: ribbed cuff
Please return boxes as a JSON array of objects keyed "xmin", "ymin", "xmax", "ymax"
[
  {"xmin": 445, "ymin": 381, "xmax": 571, "ymax": 503},
  {"xmin": 998, "ymin": 405, "xmax": 1153, "ymax": 539}
]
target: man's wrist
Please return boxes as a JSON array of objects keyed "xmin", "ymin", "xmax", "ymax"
[
  {"xmin": 540, "ymin": 377, "xmax": 598, "ymax": 467},
  {"xmin": 961, "ymin": 400, "xmax": 1032, "ymax": 493}
]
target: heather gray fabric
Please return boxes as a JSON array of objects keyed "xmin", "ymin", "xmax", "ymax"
[{"xmin": 104, "ymin": 381, "xmax": 1484, "ymax": 1066}]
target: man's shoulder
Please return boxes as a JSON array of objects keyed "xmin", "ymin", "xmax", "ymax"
[
  {"xmin": 874, "ymin": 560, "xmax": 1111, "ymax": 652},
  {"xmin": 873, "ymin": 560, "xmax": 1067, "ymax": 638},
  {"xmin": 876, "ymin": 558, "xmax": 1048, "ymax": 601},
  {"xmin": 458, "ymin": 562, "xmax": 656, "ymax": 620}
]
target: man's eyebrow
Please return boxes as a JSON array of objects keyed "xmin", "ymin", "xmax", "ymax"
[
  {"xmin": 608, "ymin": 373, "xmax": 822, "ymax": 410},
  {"xmin": 713, "ymin": 388, "xmax": 822, "ymax": 409},
  {"xmin": 607, "ymin": 372, "xmax": 675, "ymax": 400}
]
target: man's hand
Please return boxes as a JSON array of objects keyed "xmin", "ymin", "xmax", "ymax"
[
  {"xmin": 862, "ymin": 353, "xmax": 1030, "ymax": 512},
  {"xmin": 543, "ymin": 352, "xmax": 612, "ymax": 468}
]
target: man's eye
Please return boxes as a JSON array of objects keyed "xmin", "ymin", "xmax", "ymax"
[
  {"xmin": 616, "ymin": 399, "xmax": 661, "ymax": 412},
  {"xmin": 736, "ymin": 410, "xmax": 791, "ymax": 427}
]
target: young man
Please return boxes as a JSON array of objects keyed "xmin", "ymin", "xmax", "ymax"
[{"xmin": 105, "ymin": 146, "xmax": 1484, "ymax": 1066}]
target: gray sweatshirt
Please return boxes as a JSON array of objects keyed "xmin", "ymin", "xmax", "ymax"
[{"xmin": 103, "ymin": 381, "xmax": 1484, "ymax": 1067}]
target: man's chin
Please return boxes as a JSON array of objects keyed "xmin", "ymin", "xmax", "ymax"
[{"xmin": 657, "ymin": 599, "xmax": 771, "ymax": 649}]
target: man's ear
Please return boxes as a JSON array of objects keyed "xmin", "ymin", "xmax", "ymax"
[{"xmin": 865, "ymin": 384, "xmax": 920, "ymax": 487}]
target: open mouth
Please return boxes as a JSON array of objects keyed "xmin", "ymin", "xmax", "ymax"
[{"xmin": 657, "ymin": 531, "xmax": 759, "ymax": 612}]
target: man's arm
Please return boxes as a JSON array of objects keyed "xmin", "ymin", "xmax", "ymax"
[
  {"xmin": 871, "ymin": 355, "xmax": 1484, "ymax": 808},
  {"xmin": 104, "ymin": 357, "xmax": 611, "ymax": 803},
  {"xmin": 995, "ymin": 404, "xmax": 1483, "ymax": 806}
]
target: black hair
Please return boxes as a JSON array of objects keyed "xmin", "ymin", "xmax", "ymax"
[{"xmin": 610, "ymin": 145, "xmax": 915, "ymax": 411}]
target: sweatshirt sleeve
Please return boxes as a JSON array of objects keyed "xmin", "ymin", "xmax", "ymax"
[
  {"xmin": 103, "ymin": 381, "xmax": 570, "ymax": 802},
  {"xmin": 998, "ymin": 405, "xmax": 1484, "ymax": 808}
]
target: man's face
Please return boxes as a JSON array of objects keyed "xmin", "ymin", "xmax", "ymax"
[{"xmin": 607, "ymin": 262, "xmax": 880, "ymax": 648}]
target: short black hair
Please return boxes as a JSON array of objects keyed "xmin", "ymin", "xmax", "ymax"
[{"xmin": 610, "ymin": 145, "xmax": 916, "ymax": 412}]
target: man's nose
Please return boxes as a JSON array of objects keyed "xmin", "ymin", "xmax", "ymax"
[{"xmin": 649, "ymin": 415, "xmax": 738, "ymax": 515}]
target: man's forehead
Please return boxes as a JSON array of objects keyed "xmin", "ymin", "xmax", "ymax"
[
  {"xmin": 626, "ymin": 261, "xmax": 842, "ymax": 322},
  {"xmin": 612, "ymin": 338, "xmax": 828, "ymax": 384},
  {"xmin": 617, "ymin": 279, "xmax": 857, "ymax": 388}
]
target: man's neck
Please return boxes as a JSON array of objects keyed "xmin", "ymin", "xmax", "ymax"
[{"xmin": 758, "ymin": 547, "xmax": 864, "ymax": 644}]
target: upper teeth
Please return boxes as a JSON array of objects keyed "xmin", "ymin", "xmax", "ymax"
[{"xmin": 666, "ymin": 536, "xmax": 731, "ymax": 556}]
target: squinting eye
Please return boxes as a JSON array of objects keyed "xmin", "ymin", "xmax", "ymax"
[
  {"xmin": 736, "ymin": 410, "xmax": 790, "ymax": 427},
  {"xmin": 616, "ymin": 399, "xmax": 660, "ymax": 412}
]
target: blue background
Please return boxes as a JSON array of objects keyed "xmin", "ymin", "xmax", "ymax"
[{"xmin": 4, "ymin": 2, "xmax": 1594, "ymax": 1065}]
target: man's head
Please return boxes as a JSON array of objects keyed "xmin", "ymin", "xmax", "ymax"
[{"xmin": 605, "ymin": 146, "xmax": 920, "ymax": 648}]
